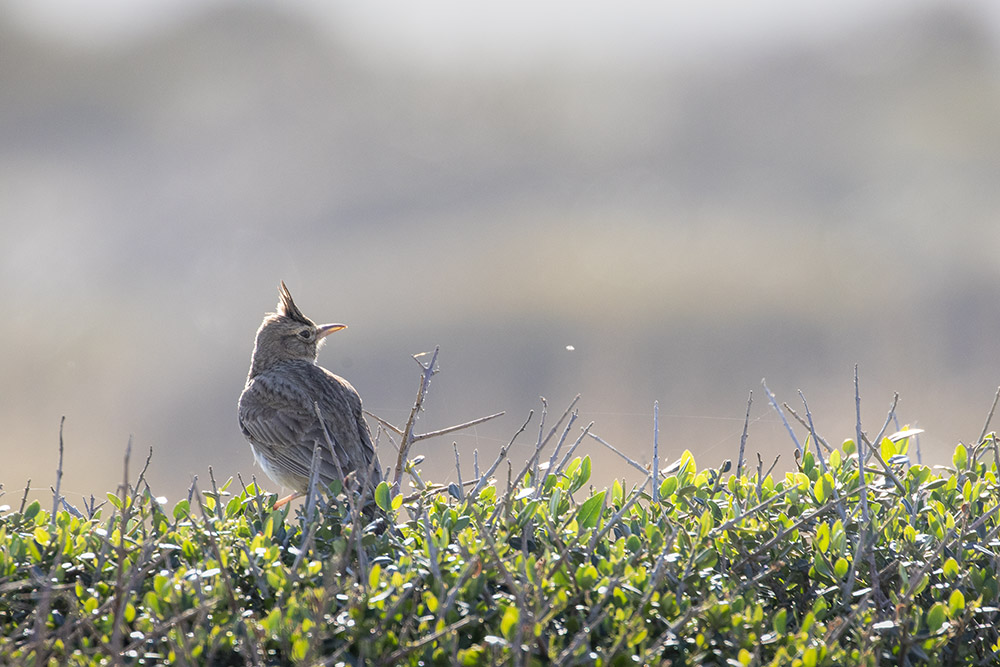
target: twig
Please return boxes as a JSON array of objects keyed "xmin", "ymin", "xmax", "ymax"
[
  {"xmin": 315, "ymin": 403, "xmax": 370, "ymax": 579},
  {"xmin": 554, "ymin": 422, "xmax": 594, "ymax": 476},
  {"xmin": 853, "ymin": 365, "xmax": 882, "ymax": 614},
  {"xmin": 652, "ymin": 401, "xmax": 660, "ymax": 502},
  {"xmin": 18, "ymin": 479, "xmax": 30, "ymax": 513},
  {"xmin": 291, "ymin": 439, "xmax": 325, "ymax": 574},
  {"xmin": 736, "ymin": 390, "xmax": 752, "ymax": 483},
  {"xmin": 586, "ymin": 432, "xmax": 647, "ymax": 475},
  {"xmin": 544, "ymin": 407, "xmax": 580, "ymax": 479},
  {"xmin": 854, "ymin": 366, "xmax": 870, "ymax": 526},
  {"xmin": 470, "ymin": 411, "xmax": 532, "ymax": 498},
  {"xmin": 866, "ymin": 392, "xmax": 900, "ymax": 464},
  {"xmin": 589, "ymin": 472, "xmax": 653, "ymax": 552},
  {"xmin": 365, "ymin": 409, "xmax": 403, "ymax": 436},
  {"xmin": 412, "ymin": 411, "xmax": 505, "ymax": 442},
  {"xmin": 979, "ymin": 386, "xmax": 1000, "ymax": 444},
  {"xmin": 453, "ymin": 443, "xmax": 464, "ymax": 501},
  {"xmin": 797, "ymin": 390, "xmax": 848, "ymax": 524},
  {"xmin": 51, "ymin": 416, "xmax": 66, "ymax": 524},
  {"xmin": 379, "ymin": 616, "xmax": 478, "ymax": 666},
  {"xmin": 393, "ymin": 347, "xmax": 440, "ymax": 488},
  {"xmin": 762, "ymin": 378, "xmax": 802, "ymax": 454}
]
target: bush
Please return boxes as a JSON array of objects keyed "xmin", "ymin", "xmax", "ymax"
[{"xmin": 4, "ymin": 394, "xmax": 1000, "ymax": 665}]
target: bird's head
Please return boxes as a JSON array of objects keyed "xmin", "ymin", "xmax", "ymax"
[{"xmin": 249, "ymin": 281, "xmax": 346, "ymax": 371}]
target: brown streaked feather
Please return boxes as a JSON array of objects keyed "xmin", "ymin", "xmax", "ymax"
[{"xmin": 239, "ymin": 360, "xmax": 381, "ymax": 492}]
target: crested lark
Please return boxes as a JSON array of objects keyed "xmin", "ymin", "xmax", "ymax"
[{"xmin": 238, "ymin": 282, "xmax": 381, "ymax": 507}]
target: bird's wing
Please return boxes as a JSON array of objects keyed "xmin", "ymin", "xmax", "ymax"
[
  {"xmin": 238, "ymin": 363, "xmax": 380, "ymax": 491},
  {"xmin": 309, "ymin": 366, "xmax": 382, "ymax": 484}
]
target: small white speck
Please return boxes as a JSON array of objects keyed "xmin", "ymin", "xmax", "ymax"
[{"xmin": 565, "ymin": 345, "xmax": 575, "ymax": 351}]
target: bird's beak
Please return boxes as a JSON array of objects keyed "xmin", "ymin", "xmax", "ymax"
[{"xmin": 316, "ymin": 323, "xmax": 347, "ymax": 339}]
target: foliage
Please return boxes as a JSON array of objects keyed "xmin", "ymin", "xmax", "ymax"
[{"xmin": 3, "ymin": 426, "xmax": 1000, "ymax": 666}]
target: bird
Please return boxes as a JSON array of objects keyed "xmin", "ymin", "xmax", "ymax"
[{"xmin": 238, "ymin": 281, "xmax": 381, "ymax": 508}]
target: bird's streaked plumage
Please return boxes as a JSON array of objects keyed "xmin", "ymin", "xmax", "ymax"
[{"xmin": 238, "ymin": 282, "xmax": 380, "ymax": 498}]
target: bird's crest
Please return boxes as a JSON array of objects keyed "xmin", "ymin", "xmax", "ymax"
[{"xmin": 277, "ymin": 281, "xmax": 313, "ymax": 325}]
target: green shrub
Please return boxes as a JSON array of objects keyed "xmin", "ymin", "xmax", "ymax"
[{"xmin": 3, "ymin": 415, "xmax": 1000, "ymax": 665}]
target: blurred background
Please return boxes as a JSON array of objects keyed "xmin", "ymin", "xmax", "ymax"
[{"xmin": 3, "ymin": 0, "xmax": 1000, "ymax": 508}]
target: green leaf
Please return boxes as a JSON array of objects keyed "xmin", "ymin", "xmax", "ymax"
[
  {"xmin": 572, "ymin": 456, "xmax": 592, "ymax": 493},
  {"xmin": 292, "ymin": 637, "xmax": 308, "ymax": 661},
  {"xmin": 391, "ymin": 493, "xmax": 403, "ymax": 511},
  {"xmin": 374, "ymin": 482, "xmax": 391, "ymax": 512},
  {"xmin": 834, "ymin": 557, "xmax": 849, "ymax": 579},
  {"xmin": 172, "ymin": 500, "xmax": 189, "ymax": 520},
  {"xmin": 953, "ymin": 444, "xmax": 968, "ymax": 470},
  {"xmin": 106, "ymin": 493, "xmax": 123, "ymax": 510},
  {"xmin": 880, "ymin": 437, "xmax": 897, "ymax": 462},
  {"xmin": 927, "ymin": 602, "xmax": 948, "ymax": 632},
  {"xmin": 516, "ymin": 500, "xmax": 541, "ymax": 528},
  {"xmin": 32, "ymin": 526, "xmax": 50, "ymax": 546},
  {"xmin": 575, "ymin": 563, "xmax": 599, "ymax": 589},
  {"xmin": 225, "ymin": 496, "xmax": 242, "ymax": 518},
  {"xmin": 813, "ymin": 477, "xmax": 826, "ymax": 503},
  {"xmin": 815, "ymin": 522, "xmax": 830, "ymax": 554},
  {"xmin": 698, "ymin": 509, "xmax": 713, "ymax": 539},
  {"xmin": 23, "ymin": 500, "xmax": 41, "ymax": 521},
  {"xmin": 829, "ymin": 449, "xmax": 842, "ymax": 470},
  {"xmin": 949, "ymin": 589, "xmax": 965, "ymax": 614},
  {"xmin": 577, "ymin": 490, "xmax": 606, "ymax": 530},
  {"xmin": 548, "ymin": 487, "xmax": 563, "ymax": 518},
  {"xmin": 659, "ymin": 476, "xmax": 678, "ymax": 499},
  {"xmin": 611, "ymin": 479, "xmax": 623, "ymax": 506},
  {"xmin": 773, "ymin": 608, "xmax": 787, "ymax": 635},
  {"xmin": 500, "ymin": 605, "xmax": 519, "ymax": 641},
  {"xmin": 943, "ymin": 557, "xmax": 960, "ymax": 580}
]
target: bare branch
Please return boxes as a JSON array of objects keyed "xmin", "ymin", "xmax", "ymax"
[
  {"xmin": 736, "ymin": 391, "xmax": 752, "ymax": 481},
  {"xmin": 979, "ymin": 385, "xmax": 1000, "ymax": 444},
  {"xmin": 392, "ymin": 347, "xmax": 440, "ymax": 488},
  {"xmin": 762, "ymin": 378, "xmax": 802, "ymax": 454},
  {"xmin": 51, "ymin": 416, "xmax": 66, "ymax": 524},
  {"xmin": 365, "ymin": 409, "xmax": 404, "ymax": 436},
  {"xmin": 470, "ymin": 411, "xmax": 533, "ymax": 498},
  {"xmin": 587, "ymin": 432, "xmax": 646, "ymax": 475},
  {"xmin": 412, "ymin": 411, "xmax": 505, "ymax": 442}
]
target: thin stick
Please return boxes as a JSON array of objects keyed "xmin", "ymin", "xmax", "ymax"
[
  {"xmin": 586, "ymin": 432, "xmax": 647, "ymax": 475},
  {"xmin": 762, "ymin": 379, "xmax": 802, "ymax": 454},
  {"xmin": 854, "ymin": 366, "xmax": 869, "ymax": 525},
  {"xmin": 797, "ymin": 390, "xmax": 848, "ymax": 524},
  {"xmin": 365, "ymin": 409, "xmax": 403, "ymax": 436},
  {"xmin": 453, "ymin": 443, "xmax": 464, "ymax": 501},
  {"xmin": 544, "ymin": 407, "xmax": 580, "ymax": 477},
  {"xmin": 867, "ymin": 392, "xmax": 900, "ymax": 464},
  {"xmin": 554, "ymin": 422, "xmax": 594, "ymax": 476},
  {"xmin": 392, "ymin": 347, "xmax": 440, "ymax": 488},
  {"xmin": 736, "ymin": 391, "xmax": 752, "ymax": 481},
  {"xmin": 18, "ymin": 479, "xmax": 30, "ymax": 514},
  {"xmin": 979, "ymin": 386, "xmax": 1000, "ymax": 444},
  {"xmin": 652, "ymin": 401, "xmax": 660, "ymax": 503},
  {"xmin": 412, "ymin": 412, "xmax": 505, "ymax": 442},
  {"xmin": 52, "ymin": 416, "xmax": 66, "ymax": 523},
  {"xmin": 470, "ymin": 411, "xmax": 532, "ymax": 498}
]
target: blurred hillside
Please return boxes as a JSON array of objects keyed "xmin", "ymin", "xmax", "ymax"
[{"xmin": 2, "ymin": 4, "xmax": 1000, "ymax": 505}]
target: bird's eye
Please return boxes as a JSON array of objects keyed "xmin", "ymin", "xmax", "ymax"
[{"xmin": 298, "ymin": 329, "xmax": 313, "ymax": 340}]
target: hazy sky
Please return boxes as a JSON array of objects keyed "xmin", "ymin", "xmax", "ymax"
[{"xmin": 6, "ymin": 0, "xmax": 986, "ymax": 67}]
